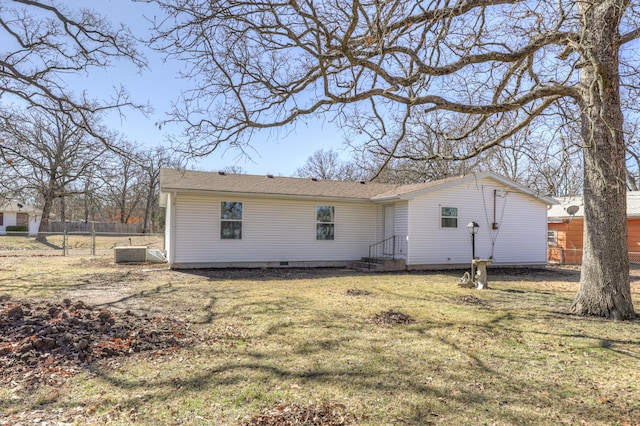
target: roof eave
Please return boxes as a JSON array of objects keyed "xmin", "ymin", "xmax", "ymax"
[
  {"xmin": 159, "ymin": 188, "xmax": 374, "ymax": 203},
  {"xmin": 371, "ymin": 195, "xmax": 401, "ymax": 202}
]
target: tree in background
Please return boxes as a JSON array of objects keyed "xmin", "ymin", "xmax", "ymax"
[
  {"xmin": 295, "ymin": 149, "xmax": 367, "ymax": 181},
  {"xmin": 149, "ymin": 0, "xmax": 640, "ymax": 319},
  {"xmin": 102, "ymin": 142, "xmax": 146, "ymax": 226},
  {"xmin": 139, "ymin": 147, "xmax": 181, "ymax": 233},
  {"xmin": 0, "ymin": 1, "xmax": 145, "ymax": 140},
  {"xmin": 0, "ymin": 106, "xmax": 108, "ymax": 239}
]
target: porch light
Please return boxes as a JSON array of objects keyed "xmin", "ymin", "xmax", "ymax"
[
  {"xmin": 467, "ymin": 221, "xmax": 479, "ymax": 235},
  {"xmin": 467, "ymin": 221, "xmax": 479, "ymax": 280}
]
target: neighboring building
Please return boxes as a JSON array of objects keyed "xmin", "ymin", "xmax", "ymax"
[
  {"xmin": 0, "ymin": 201, "xmax": 42, "ymax": 236},
  {"xmin": 160, "ymin": 169, "xmax": 557, "ymax": 270},
  {"xmin": 548, "ymin": 192, "xmax": 640, "ymax": 264}
]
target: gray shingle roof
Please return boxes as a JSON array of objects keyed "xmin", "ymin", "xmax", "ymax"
[
  {"xmin": 160, "ymin": 169, "xmax": 399, "ymax": 200},
  {"xmin": 160, "ymin": 169, "xmax": 557, "ymax": 205}
]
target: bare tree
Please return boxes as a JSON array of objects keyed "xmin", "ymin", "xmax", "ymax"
[
  {"xmin": 101, "ymin": 144, "xmax": 146, "ymax": 225},
  {"xmin": 139, "ymin": 147, "xmax": 181, "ymax": 233},
  {"xmin": 0, "ymin": 1, "xmax": 147, "ymax": 150},
  {"xmin": 485, "ymin": 116, "xmax": 583, "ymax": 197},
  {"xmin": 149, "ymin": 0, "xmax": 640, "ymax": 318},
  {"xmin": 0, "ymin": 106, "xmax": 108, "ymax": 239},
  {"xmin": 350, "ymin": 111, "xmax": 487, "ymax": 183},
  {"xmin": 295, "ymin": 149, "xmax": 366, "ymax": 181}
]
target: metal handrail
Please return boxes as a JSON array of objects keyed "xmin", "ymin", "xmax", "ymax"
[{"xmin": 368, "ymin": 235, "xmax": 407, "ymax": 268}]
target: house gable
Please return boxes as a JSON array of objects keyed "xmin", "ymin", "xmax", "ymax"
[{"xmin": 374, "ymin": 172, "xmax": 558, "ymax": 206}]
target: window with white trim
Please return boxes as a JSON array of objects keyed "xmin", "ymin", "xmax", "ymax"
[
  {"xmin": 548, "ymin": 229, "xmax": 558, "ymax": 246},
  {"xmin": 316, "ymin": 205, "xmax": 334, "ymax": 240},
  {"xmin": 441, "ymin": 207, "xmax": 458, "ymax": 228},
  {"xmin": 220, "ymin": 201, "xmax": 242, "ymax": 239}
]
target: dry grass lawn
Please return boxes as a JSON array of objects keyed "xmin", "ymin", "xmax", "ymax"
[
  {"xmin": 0, "ymin": 234, "xmax": 163, "ymax": 256},
  {"xmin": 1, "ymin": 255, "xmax": 639, "ymax": 425}
]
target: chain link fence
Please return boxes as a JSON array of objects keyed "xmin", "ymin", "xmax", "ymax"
[
  {"xmin": 0, "ymin": 232, "xmax": 164, "ymax": 257},
  {"xmin": 548, "ymin": 247, "xmax": 640, "ymax": 266}
]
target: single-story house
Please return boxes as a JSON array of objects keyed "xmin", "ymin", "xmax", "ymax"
[
  {"xmin": 159, "ymin": 168, "xmax": 557, "ymax": 270},
  {"xmin": 548, "ymin": 192, "xmax": 640, "ymax": 264},
  {"xmin": 0, "ymin": 201, "xmax": 42, "ymax": 236}
]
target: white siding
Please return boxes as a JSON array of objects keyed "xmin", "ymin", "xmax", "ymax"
[
  {"xmin": 394, "ymin": 201, "xmax": 409, "ymax": 236},
  {"xmin": 172, "ymin": 195, "xmax": 379, "ymax": 266},
  {"xmin": 0, "ymin": 212, "xmax": 15, "ymax": 235},
  {"xmin": 164, "ymin": 192, "xmax": 174, "ymax": 263},
  {"xmin": 0, "ymin": 212, "xmax": 41, "ymax": 236},
  {"xmin": 28, "ymin": 214, "xmax": 39, "ymax": 236},
  {"xmin": 407, "ymin": 178, "xmax": 549, "ymax": 266}
]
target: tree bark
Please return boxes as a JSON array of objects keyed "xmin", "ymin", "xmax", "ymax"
[
  {"xmin": 36, "ymin": 194, "xmax": 54, "ymax": 243},
  {"xmin": 571, "ymin": 0, "xmax": 636, "ymax": 319}
]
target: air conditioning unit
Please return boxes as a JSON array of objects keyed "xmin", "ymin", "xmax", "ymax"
[{"xmin": 114, "ymin": 246, "xmax": 147, "ymax": 263}]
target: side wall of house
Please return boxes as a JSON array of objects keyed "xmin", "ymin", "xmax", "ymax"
[
  {"xmin": 406, "ymin": 177, "xmax": 549, "ymax": 268},
  {"xmin": 628, "ymin": 219, "xmax": 640, "ymax": 261},
  {"xmin": 163, "ymin": 192, "xmax": 175, "ymax": 263},
  {"xmin": 548, "ymin": 220, "xmax": 584, "ymax": 265},
  {"xmin": 171, "ymin": 194, "xmax": 380, "ymax": 268},
  {"xmin": 0, "ymin": 212, "xmax": 39, "ymax": 235},
  {"xmin": 0, "ymin": 212, "xmax": 11, "ymax": 235},
  {"xmin": 550, "ymin": 218, "xmax": 640, "ymax": 265},
  {"xmin": 0, "ymin": 212, "xmax": 13, "ymax": 235},
  {"xmin": 27, "ymin": 215, "xmax": 40, "ymax": 236}
]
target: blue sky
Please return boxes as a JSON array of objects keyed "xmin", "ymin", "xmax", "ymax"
[{"xmin": 64, "ymin": 0, "xmax": 347, "ymax": 176}]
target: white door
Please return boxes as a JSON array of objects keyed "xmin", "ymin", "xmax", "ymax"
[
  {"xmin": 384, "ymin": 205, "xmax": 395, "ymax": 239},
  {"xmin": 383, "ymin": 205, "xmax": 395, "ymax": 256}
]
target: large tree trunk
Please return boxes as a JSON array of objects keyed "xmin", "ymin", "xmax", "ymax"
[
  {"xmin": 36, "ymin": 194, "xmax": 54, "ymax": 243},
  {"xmin": 571, "ymin": 0, "xmax": 636, "ymax": 319}
]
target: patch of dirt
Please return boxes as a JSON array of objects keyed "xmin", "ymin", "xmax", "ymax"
[
  {"xmin": 344, "ymin": 288, "xmax": 371, "ymax": 296},
  {"xmin": 368, "ymin": 310, "xmax": 415, "ymax": 326},
  {"xmin": 240, "ymin": 401, "xmax": 358, "ymax": 426},
  {"xmin": 456, "ymin": 295, "xmax": 487, "ymax": 305},
  {"xmin": 0, "ymin": 295, "xmax": 195, "ymax": 391},
  {"xmin": 78, "ymin": 270, "xmax": 146, "ymax": 285}
]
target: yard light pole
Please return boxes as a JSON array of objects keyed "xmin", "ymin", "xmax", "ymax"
[{"xmin": 467, "ymin": 221, "xmax": 479, "ymax": 280}]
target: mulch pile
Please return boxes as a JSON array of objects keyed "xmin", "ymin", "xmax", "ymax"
[
  {"xmin": 240, "ymin": 402, "xmax": 355, "ymax": 426},
  {"xmin": 369, "ymin": 310, "xmax": 415, "ymax": 326},
  {"xmin": 456, "ymin": 295, "xmax": 487, "ymax": 305},
  {"xmin": 0, "ymin": 294, "xmax": 195, "ymax": 389},
  {"xmin": 344, "ymin": 288, "xmax": 371, "ymax": 296}
]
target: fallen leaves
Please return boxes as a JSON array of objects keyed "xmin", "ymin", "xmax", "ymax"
[{"xmin": 0, "ymin": 295, "xmax": 195, "ymax": 389}]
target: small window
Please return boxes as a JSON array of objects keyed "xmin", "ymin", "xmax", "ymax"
[
  {"xmin": 316, "ymin": 205, "xmax": 334, "ymax": 240},
  {"xmin": 221, "ymin": 201, "xmax": 242, "ymax": 239},
  {"xmin": 548, "ymin": 229, "xmax": 558, "ymax": 246},
  {"xmin": 0, "ymin": 212, "xmax": 3, "ymax": 226},
  {"xmin": 441, "ymin": 207, "xmax": 458, "ymax": 228}
]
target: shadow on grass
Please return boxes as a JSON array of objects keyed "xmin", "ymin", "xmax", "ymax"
[
  {"xmin": 77, "ymin": 327, "xmax": 639, "ymax": 425},
  {"xmin": 3, "ymin": 262, "xmax": 640, "ymax": 424},
  {"xmin": 179, "ymin": 267, "xmax": 367, "ymax": 282},
  {"xmin": 34, "ymin": 236, "xmax": 63, "ymax": 250}
]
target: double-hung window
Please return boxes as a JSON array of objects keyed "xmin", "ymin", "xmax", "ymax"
[
  {"xmin": 220, "ymin": 201, "xmax": 242, "ymax": 239},
  {"xmin": 316, "ymin": 205, "xmax": 334, "ymax": 240},
  {"xmin": 441, "ymin": 207, "xmax": 458, "ymax": 228}
]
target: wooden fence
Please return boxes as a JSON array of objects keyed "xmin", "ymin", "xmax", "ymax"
[{"xmin": 47, "ymin": 222, "xmax": 143, "ymax": 234}]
